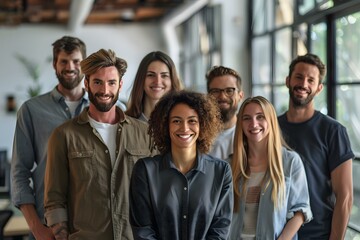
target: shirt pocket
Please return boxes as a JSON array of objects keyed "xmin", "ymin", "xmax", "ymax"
[
  {"xmin": 68, "ymin": 150, "xmax": 95, "ymax": 181},
  {"xmin": 125, "ymin": 148, "xmax": 151, "ymax": 171}
]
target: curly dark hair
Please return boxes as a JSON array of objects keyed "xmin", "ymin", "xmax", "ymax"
[{"xmin": 148, "ymin": 90, "xmax": 222, "ymax": 155}]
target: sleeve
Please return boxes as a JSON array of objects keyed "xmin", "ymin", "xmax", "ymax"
[
  {"xmin": 286, "ymin": 152, "xmax": 313, "ymax": 224},
  {"xmin": 129, "ymin": 159, "xmax": 158, "ymax": 240},
  {"xmin": 44, "ymin": 127, "xmax": 69, "ymax": 226},
  {"xmin": 206, "ymin": 163, "xmax": 234, "ymax": 239},
  {"xmin": 11, "ymin": 103, "xmax": 37, "ymax": 207},
  {"xmin": 328, "ymin": 124, "xmax": 354, "ymax": 172}
]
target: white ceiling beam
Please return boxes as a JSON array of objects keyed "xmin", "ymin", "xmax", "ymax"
[{"xmin": 68, "ymin": 0, "xmax": 95, "ymax": 32}]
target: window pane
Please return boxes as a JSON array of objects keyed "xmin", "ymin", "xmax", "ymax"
[
  {"xmin": 273, "ymin": 85, "xmax": 289, "ymax": 115},
  {"xmin": 298, "ymin": 0, "xmax": 315, "ymax": 15},
  {"xmin": 311, "ymin": 22, "xmax": 327, "ymax": 72},
  {"xmin": 252, "ymin": 0, "xmax": 273, "ymax": 34},
  {"xmin": 276, "ymin": 0, "xmax": 294, "ymax": 27},
  {"xmin": 337, "ymin": 85, "xmax": 360, "ymax": 157},
  {"xmin": 295, "ymin": 23, "xmax": 309, "ymax": 56},
  {"xmin": 252, "ymin": 36, "xmax": 271, "ymax": 84},
  {"xmin": 252, "ymin": 85, "xmax": 271, "ymax": 100},
  {"xmin": 274, "ymin": 28, "xmax": 292, "ymax": 84},
  {"xmin": 336, "ymin": 11, "xmax": 360, "ymax": 83}
]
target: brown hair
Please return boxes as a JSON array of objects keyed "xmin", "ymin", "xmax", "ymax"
[
  {"xmin": 80, "ymin": 49, "xmax": 127, "ymax": 80},
  {"xmin": 52, "ymin": 36, "xmax": 86, "ymax": 65},
  {"xmin": 148, "ymin": 90, "xmax": 221, "ymax": 155},
  {"xmin": 288, "ymin": 53, "xmax": 326, "ymax": 83},
  {"xmin": 206, "ymin": 66, "xmax": 242, "ymax": 91},
  {"xmin": 126, "ymin": 51, "xmax": 183, "ymax": 118}
]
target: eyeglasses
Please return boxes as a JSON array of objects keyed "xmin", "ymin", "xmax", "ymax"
[{"xmin": 208, "ymin": 87, "xmax": 237, "ymax": 97}]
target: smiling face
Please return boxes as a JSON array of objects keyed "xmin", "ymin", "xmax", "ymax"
[
  {"xmin": 85, "ymin": 66, "xmax": 122, "ymax": 113},
  {"xmin": 241, "ymin": 102, "xmax": 269, "ymax": 144},
  {"xmin": 54, "ymin": 49, "xmax": 84, "ymax": 90},
  {"xmin": 144, "ymin": 60, "xmax": 172, "ymax": 102},
  {"xmin": 286, "ymin": 62, "xmax": 323, "ymax": 107},
  {"xmin": 169, "ymin": 103, "xmax": 199, "ymax": 152},
  {"xmin": 208, "ymin": 75, "xmax": 243, "ymax": 123}
]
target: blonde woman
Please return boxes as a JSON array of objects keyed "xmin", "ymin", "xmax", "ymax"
[{"xmin": 229, "ymin": 96, "xmax": 312, "ymax": 240}]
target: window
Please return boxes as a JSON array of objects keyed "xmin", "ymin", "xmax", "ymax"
[{"xmin": 250, "ymin": 0, "xmax": 360, "ymax": 237}]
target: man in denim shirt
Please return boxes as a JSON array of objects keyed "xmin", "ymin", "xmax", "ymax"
[{"xmin": 11, "ymin": 36, "xmax": 88, "ymax": 240}]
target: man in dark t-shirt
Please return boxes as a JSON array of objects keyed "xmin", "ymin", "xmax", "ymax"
[{"xmin": 278, "ymin": 53, "xmax": 354, "ymax": 239}]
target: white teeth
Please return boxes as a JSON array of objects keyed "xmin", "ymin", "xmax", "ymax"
[
  {"xmin": 178, "ymin": 134, "xmax": 191, "ymax": 139},
  {"xmin": 250, "ymin": 129, "xmax": 261, "ymax": 134}
]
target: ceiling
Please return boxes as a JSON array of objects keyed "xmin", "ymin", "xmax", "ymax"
[{"xmin": 0, "ymin": 0, "xmax": 185, "ymax": 28}]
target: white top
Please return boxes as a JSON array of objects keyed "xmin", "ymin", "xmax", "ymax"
[
  {"xmin": 65, "ymin": 100, "xmax": 80, "ymax": 117},
  {"xmin": 88, "ymin": 115, "xmax": 118, "ymax": 167},
  {"xmin": 208, "ymin": 125, "xmax": 236, "ymax": 162}
]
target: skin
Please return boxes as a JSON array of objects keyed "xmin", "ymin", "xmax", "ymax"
[
  {"xmin": 20, "ymin": 49, "xmax": 85, "ymax": 240},
  {"xmin": 169, "ymin": 103, "xmax": 199, "ymax": 174},
  {"xmin": 208, "ymin": 75, "xmax": 243, "ymax": 129},
  {"xmin": 50, "ymin": 66, "xmax": 123, "ymax": 239},
  {"xmin": 143, "ymin": 60, "xmax": 172, "ymax": 119},
  {"xmin": 242, "ymin": 102, "xmax": 305, "ymax": 239},
  {"xmin": 286, "ymin": 62, "xmax": 353, "ymax": 239}
]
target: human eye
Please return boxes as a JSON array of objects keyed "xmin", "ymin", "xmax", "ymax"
[
  {"xmin": 146, "ymin": 72, "xmax": 155, "ymax": 78},
  {"xmin": 225, "ymin": 88, "xmax": 235, "ymax": 95},
  {"xmin": 108, "ymin": 80, "xmax": 117, "ymax": 86},
  {"xmin": 189, "ymin": 118, "xmax": 198, "ymax": 125},
  {"xmin": 209, "ymin": 89, "xmax": 220, "ymax": 95},
  {"xmin": 171, "ymin": 118, "xmax": 181, "ymax": 124},
  {"xmin": 242, "ymin": 115, "xmax": 250, "ymax": 121},
  {"xmin": 93, "ymin": 80, "xmax": 102, "ymax": 85},
  {"xmin": 161, "ymin": 73, "xmax": 170, "ymax": 79},
  {"xmin": 257, "ymin": 114, "xmax": 265, "ymax": 120}
]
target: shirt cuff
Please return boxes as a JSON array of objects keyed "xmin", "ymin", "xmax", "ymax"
[{"xmin": 44, "ymin": 208, "xmax": 68, "ymax": 226}]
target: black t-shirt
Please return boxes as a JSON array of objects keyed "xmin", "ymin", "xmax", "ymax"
[{"xmin": 278, "ymin": 111, "xmax": 354, "ymax": 239}]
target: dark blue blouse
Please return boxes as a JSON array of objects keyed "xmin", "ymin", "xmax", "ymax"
[{"xmin": 129, "ymin": 152, "xmax": 233, "ymax": 240}]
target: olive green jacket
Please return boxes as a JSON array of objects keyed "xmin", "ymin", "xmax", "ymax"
[{"xmin": 44, "ymin": 107, "xmax": 157, "ymax": 239}]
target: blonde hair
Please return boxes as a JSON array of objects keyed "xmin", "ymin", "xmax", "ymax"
[{"xmin": 232, "ymin": 96, "xmax": 286, "ymax": 211}]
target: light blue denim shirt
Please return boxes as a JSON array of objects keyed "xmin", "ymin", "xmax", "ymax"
[
  {"xmin": 11, "ymin": 87, "xmax": 88, "ymax": 223},
  {"xmin": 229, "ymin": 147, "xmax": 313, "ymax": 240}
]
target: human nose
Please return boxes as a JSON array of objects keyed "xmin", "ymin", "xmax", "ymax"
[
  {"xmin": 65, "ymin": 61, "xmax": 75, "ymax": 70},
  {"xmin": 179, "ymin": 121, "xmax": 189, "ymax": 131},
  {"xmin": 154, "ymin": 74, "xmax": 162, "ymax": 84}
]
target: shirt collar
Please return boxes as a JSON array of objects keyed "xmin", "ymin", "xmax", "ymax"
[{"xmin": 163, "ymin": 151, "xmax": 206, "ymax": 174}]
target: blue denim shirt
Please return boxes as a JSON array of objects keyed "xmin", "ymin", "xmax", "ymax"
[
  {"xmin": 11, "ymin": 87, "xmax": 88, "ymax": 222},
  {"xmin": 129, "ymin": 152, "xmax": 234, "ymax": 240},
  {"xmin": 229, "ymin": 148, "xmax": 313, "ymax": 240}
]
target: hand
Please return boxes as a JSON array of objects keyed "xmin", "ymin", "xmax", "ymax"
[
  {"xmin": 51, "ymin": 222, "xmax": 69, "ymax": 240},
  {"xmin": 32, "ymin": 223, "xmax": 55, "ymax": 240}
]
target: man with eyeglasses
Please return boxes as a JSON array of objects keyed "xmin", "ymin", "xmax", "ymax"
[{"xmin": 206, "ymin": 66, "xmax": 244, "ymax": 162}]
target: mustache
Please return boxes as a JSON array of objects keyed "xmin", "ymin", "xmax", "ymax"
[
  {"xmin": 95, "ymin": 93, "xmax": 114, "ymax": 98},
  {"xmin": 62, "ymin": 70, "xmax": 79, "ymax": 74}
]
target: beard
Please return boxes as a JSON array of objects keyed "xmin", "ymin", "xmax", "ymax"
[
  {"xmin": 88, "ymin": 86, "xmax": 119, "ymax": 112},
  {"xmin": 289, "ymin": 86, "xmax": 316, "ymax": 107},
  {"xmin": 218, "ymin": 99, "xmax": 237, "ymax": 123},
  {"xmin": 56, "ymin": 70, "xmax": 83, "ymax": 90}
]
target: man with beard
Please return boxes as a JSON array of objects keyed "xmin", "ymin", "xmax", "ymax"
[
  {"xmin": 206, "ymin": 66, "xmax": 244, "ymax": 162},
  {"xmin": 11, "ymin": 36, "xmax": 87, "ymax": 240},
  {"xmin": 278, "ymin": 53, "xmax": 354, "ymax": 240},
  {"xmin": 44, "ymin": 49, "xmax": 156, "ymax": 239}
]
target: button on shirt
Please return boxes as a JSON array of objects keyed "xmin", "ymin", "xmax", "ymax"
[{"xmin": 129, "ymin": 152, "xmax": 233, "ymax": 240}]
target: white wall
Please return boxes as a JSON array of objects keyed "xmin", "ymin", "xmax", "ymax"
[{"xmin": 0, "ymin": 23, "xmax": 165, "ymax": 155}]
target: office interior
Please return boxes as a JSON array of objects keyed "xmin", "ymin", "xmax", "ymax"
[{"xmin": 0, "ymin": 0, "xmax": 359, "ymax": 239}]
